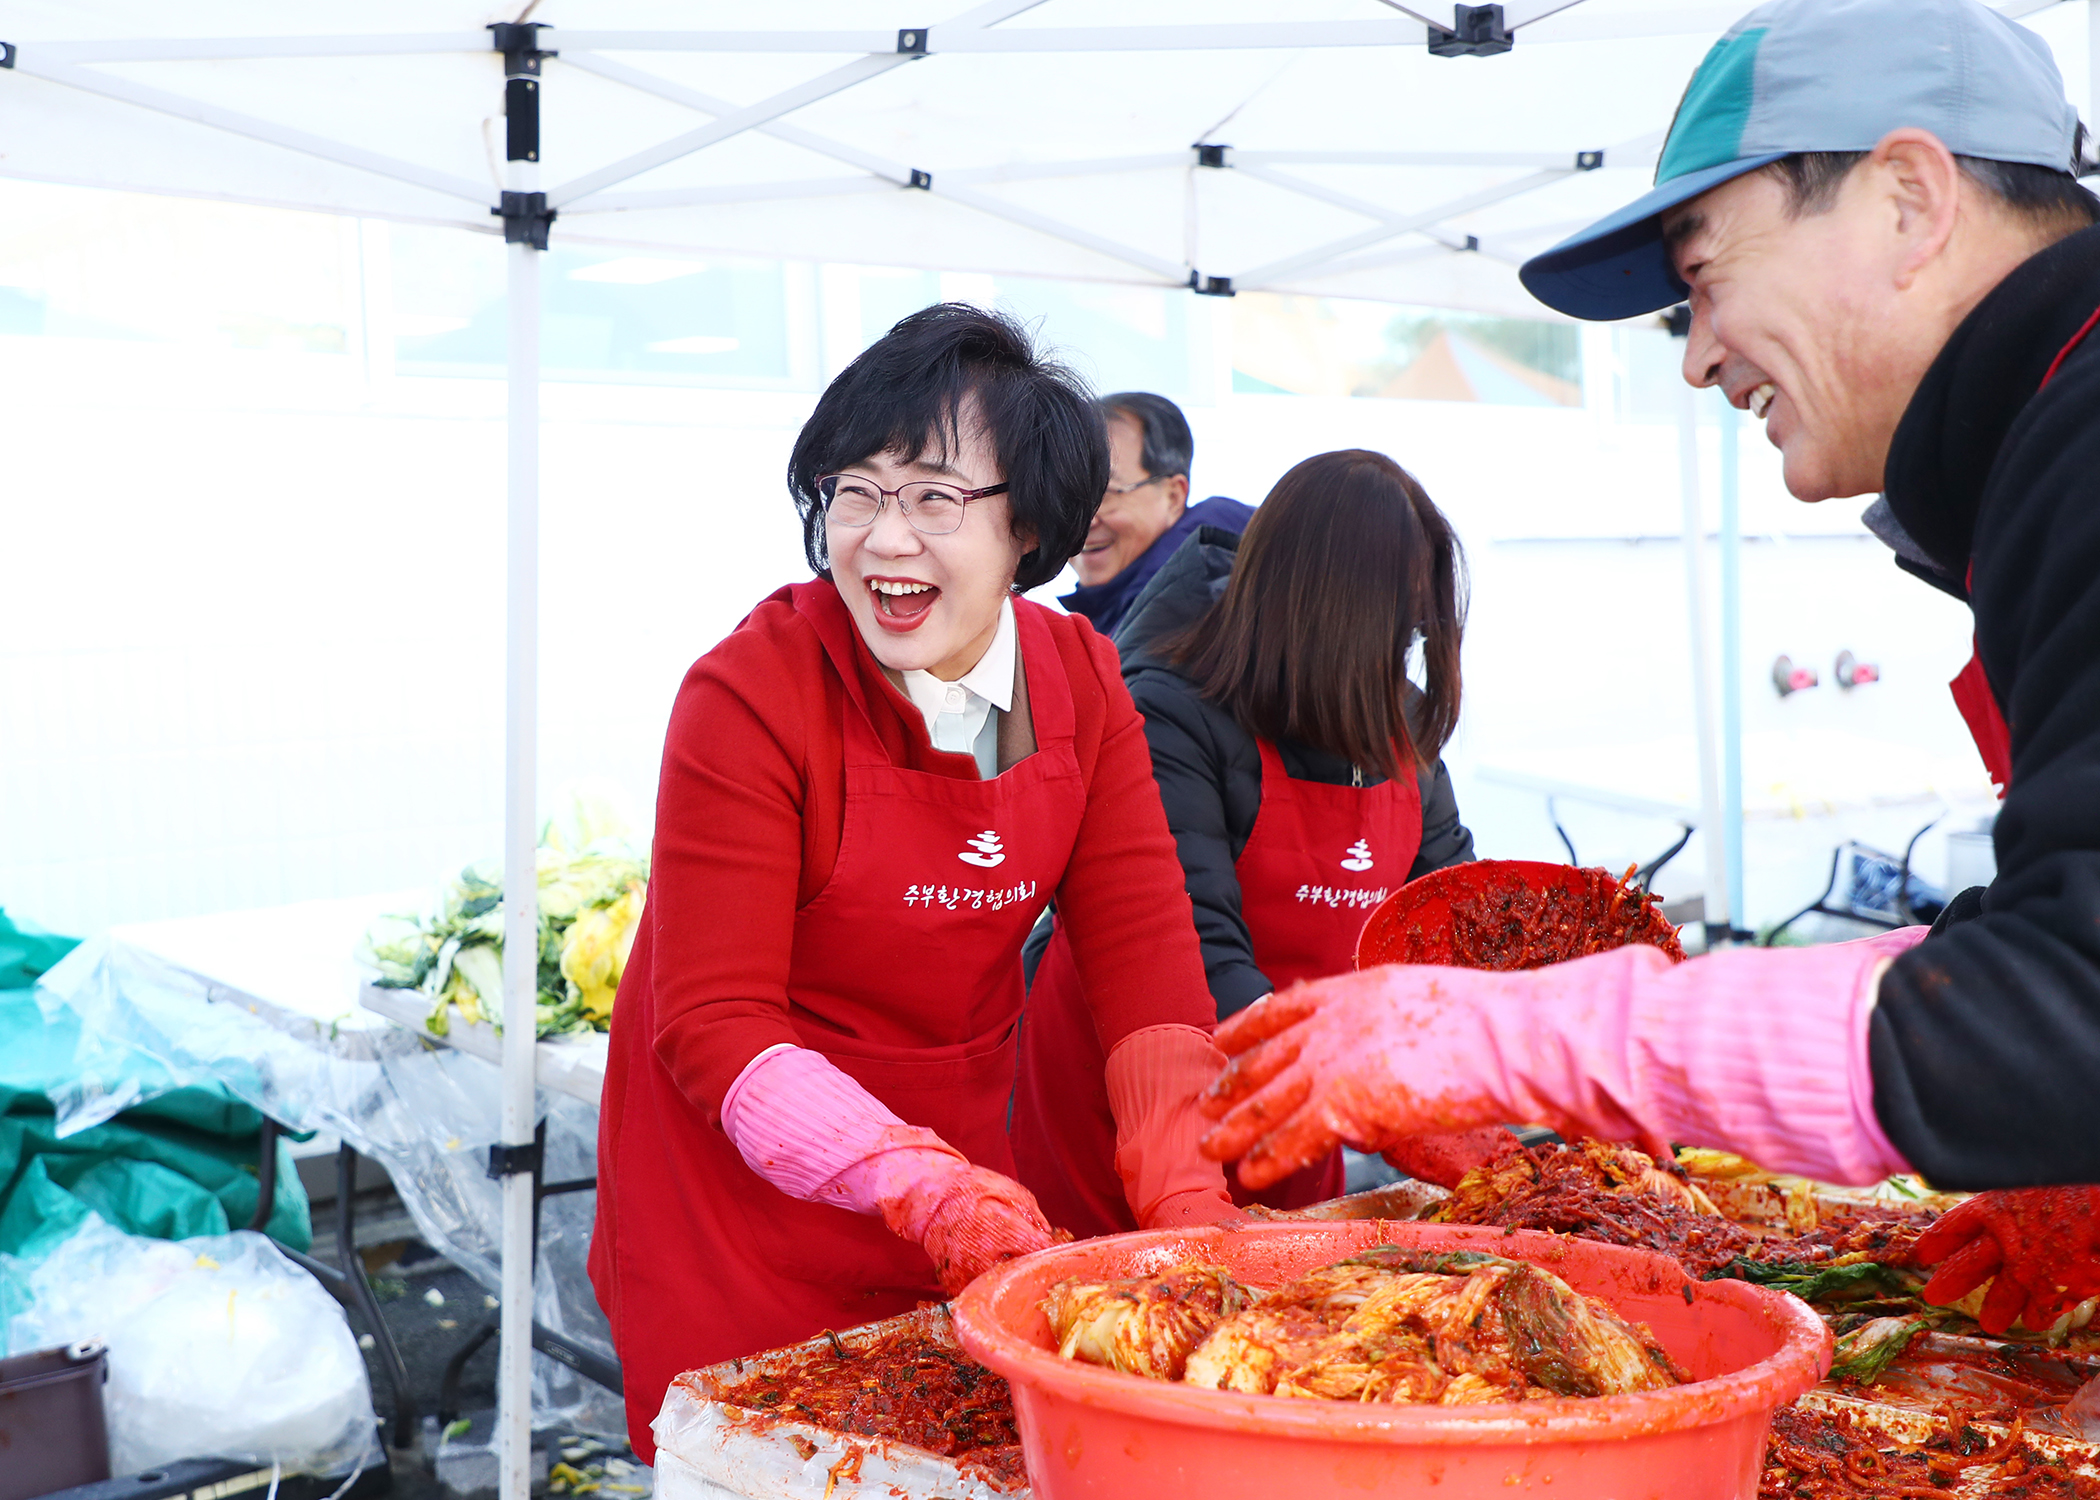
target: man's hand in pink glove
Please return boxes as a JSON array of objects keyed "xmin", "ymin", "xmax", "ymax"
[
  {"xmin": 1197, "ymin": 932, "xmax": 1920, "ymax": 1192},
  {"xmin": 879, "ymin": 1160, "xmax": 1059, "ymax": 1296},
  {"xmin": 1197, "ymin": 968, "xmax": 1550, "ymax": 1190},
  {"xmin": 1381, "ymin": 1127, "xmax": 1526, "ymax": 1190},
  {"xmin": 1913, "ymin": 1187, "xmax": 2100, "ymax": 1335}
]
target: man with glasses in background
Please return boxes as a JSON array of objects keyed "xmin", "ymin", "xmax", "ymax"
[{"xmin": 1060, "ymin": 392, "xmax": 1252, "ymax": 636}]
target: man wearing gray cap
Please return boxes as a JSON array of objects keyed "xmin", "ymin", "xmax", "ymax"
[{"xmin": 1196, "ymin": 0, "xmax": 2100, "ymax": 1338}]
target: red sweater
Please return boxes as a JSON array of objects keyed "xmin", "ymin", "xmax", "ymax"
[{"xmin": 608, "ymin": 580, "xmax": 1213, "ymax": 1126}]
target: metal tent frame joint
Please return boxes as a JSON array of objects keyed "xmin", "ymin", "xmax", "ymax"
[
  {"xmin": 897, "ymin": 28, "xmax": 929, "ymax": 55},
  {"xmin": 1189, "ymin": 272, "xmax": 1235, "ymax": 296},
  {"xmin": 1428, "ymin": 4, "xmax": 1513, "ymax": 57},
  {"xmin": 489, "ymin": 22, "xmax": 556, "ymax": 77},
  {"xmin": 1195, "ymin": 143, "xmax": 1230, "ymax": 168},
  {"xmin": 495, "ymin": 191, "xmax": 556, "ymax": 248}
]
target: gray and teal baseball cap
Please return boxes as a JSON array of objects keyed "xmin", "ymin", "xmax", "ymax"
[{"xmin": 1519, "ymin": 0, "xmax": 2081, "ymax": 321}]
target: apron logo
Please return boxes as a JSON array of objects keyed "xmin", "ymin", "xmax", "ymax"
[
  {"xmin": 959, "ymin": 830, "xmax": 1007, "ymax": 868},
  {"xmin": 1340, "ymin": 839, "xmax": 1374, "ymax": 872}
]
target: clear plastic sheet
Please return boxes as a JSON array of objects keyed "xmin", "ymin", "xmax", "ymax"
[
  {"xmin": 6, "ymin": 1219, "xmax": 382, "ymax": 1478},
  {"xmin": 33, "ymin": 935, "xmax": 623, "ymax": 1434}
]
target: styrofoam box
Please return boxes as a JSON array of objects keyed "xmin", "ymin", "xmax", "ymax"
[{"xmin": 652, "ymin": 1306, "xmax": 1028, "ymax": 1500}]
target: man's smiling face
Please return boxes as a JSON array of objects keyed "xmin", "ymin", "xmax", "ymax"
[{"xmin": 1664, "ymin": 166, "xmax": 1918, "ymax": 503}]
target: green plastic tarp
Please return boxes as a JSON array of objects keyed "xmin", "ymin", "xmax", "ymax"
[{"xmin": 0, "ymin": 911, "xmax": 311, "ymax": 1265}]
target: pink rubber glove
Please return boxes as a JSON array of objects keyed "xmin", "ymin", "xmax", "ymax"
[
  {"xmin": 1200, "ymin": 927, "xmax": 1927, "ymax": 1191},
  {"xmin": 1103, "ymin": 1024, "xmax": 1246, "ymax": 1228},
  {"xmin": 1381, "ymin": 1127, "xmax": 1526, "ymax": 1189},
  {"xmin": 723, "ymin": 1045, "xmax": 1055, "ymax": 1294}
]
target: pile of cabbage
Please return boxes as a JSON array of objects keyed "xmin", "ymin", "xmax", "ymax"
[{"xmin": 359, "ymin": 797, "xmax": 646, "ymax": 1039}]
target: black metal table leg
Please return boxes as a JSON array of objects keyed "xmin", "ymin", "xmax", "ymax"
[
  {"xmin": 334, "ymin": 1145, "xmax": 418, "ymax": 1449},
  {"xmin": 439, "ymin": 1311, "xmax": 502, "ymax": 1425},
  {"xmin": 247, "ymin": 1116, "xmax": 280, "ymax": 1232}
]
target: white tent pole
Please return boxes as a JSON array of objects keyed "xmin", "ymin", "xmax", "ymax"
[
  {"xmin": 498, "ymin": 138, "xmax": 543, "ymax": 1500},
  {"xmin": 1235, "ymin": 168, "xmax": 1570, "ymax": 286},
  {"xmin": 1719, "ymin": 398, "xmax": 1747, "ymax": 940},
  {"xmin": 1675, "ymin": 369, "xmax": 1731, "ymax": 946},
  {"xmin": 18, "ymin": 56, "xmax": 490, "ymax": 204},
  {"xmin": 549, "ymin": 53, "xmax": 910, "ymax": 207},
  {"xmin": 31, "ymin": 34, "xmax": 487, "ymax": 63}
]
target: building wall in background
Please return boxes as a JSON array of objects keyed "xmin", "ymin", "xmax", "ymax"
[{"xmin": 0, "ymin": 180, "xmax": 1986, "ymax": 937}]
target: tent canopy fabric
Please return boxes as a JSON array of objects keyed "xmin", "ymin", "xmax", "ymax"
[{"xmin": 1, "ymin": 0, "xmax": 1800, "ymax": 319}]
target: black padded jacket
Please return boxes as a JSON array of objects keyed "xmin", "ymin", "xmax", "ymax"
[{"xmin": 1870, "ymin": 221, "xmax": 2100, "ymax": 1188}]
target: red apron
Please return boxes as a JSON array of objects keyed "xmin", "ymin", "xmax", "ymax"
[
  {"xmin": 1948, "ymin": 302, "xmax": 2100, "ymax": 793},
  {"xmin": 605, "ymin": 585, "xmax": 1084, "ymax": 1454},
  {"xmin": 1013, "ymin": 738, "xmax": 1422, "ymax": 1233}
]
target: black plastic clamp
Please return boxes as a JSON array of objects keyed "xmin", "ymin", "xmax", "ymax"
[
  {"xmin": 897, "ymin": 27, "xmax": 929, "ymax": 55},
  {"xmin": 488, "ymin": 1138, "xmax": 544, "ymax": 1180},
  {"xmin": 1575, "ymin": 150, "xmax": 1604, "ymax": 171},
  {"xmin": 908, "ymin": 168, "xmax": 933, "ymax": 190},
  {"xmin": 0, "ymin": 41, "xmax": 15, "ymax": 69},
  {"xmin": 1462, "ymin": 233, "xmax": 1480, "ymax": 251},
  {"xmin": 1189, "ymin": 273, "xmax": 1235, "ymax": 298},
  {"xmin": 493, "ymin": 191, "xmax": 557, "ymax": 250},
  {"xmin": 1427, "ymin": 3, "xmax": 1512, "ymax": 57},
  {"xmin": 1195, "ymin": 143, "xmax": 1230, "ymax": 169},
  {"xmin": 490, "ymin": 21, "xmax": 555, "ymax": 77}
]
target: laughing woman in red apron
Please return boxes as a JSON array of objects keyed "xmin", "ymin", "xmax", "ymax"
[
  {"xmin": 590, "ymin": 304, "xmax": 1237, "ymax": 1459},
  {"xmin": 1013, "ymin": 449, "xmax": 1474, "ymax": 1232}
]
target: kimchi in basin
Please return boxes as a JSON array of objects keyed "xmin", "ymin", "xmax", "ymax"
[{"xmin": 950, "ymin": 1221, "xmax": 1829, "ymax": 1500}]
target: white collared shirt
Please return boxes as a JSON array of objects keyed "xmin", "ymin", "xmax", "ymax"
[{"xmin": 902, "ymin": 597, "xmax": 1015, "ymax": 776}]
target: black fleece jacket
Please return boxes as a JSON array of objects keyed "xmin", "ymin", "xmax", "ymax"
[
  {"xmin": 1109, "ymin": 527, "xmax": 1474, "ymax": 1016},
  {"xmin": 1870, "ymin": 222, "xmax": 2100, "ymax": 1188}
]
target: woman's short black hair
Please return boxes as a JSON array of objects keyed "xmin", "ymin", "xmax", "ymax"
[{"xmin": 787, "ymin": 303, "xmax": 1108, "ymax": 591}]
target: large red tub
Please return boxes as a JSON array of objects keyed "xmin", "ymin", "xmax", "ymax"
[{"xmin": 951, "ymin": 1221, "xmax": 1829, "ymax": 1500}]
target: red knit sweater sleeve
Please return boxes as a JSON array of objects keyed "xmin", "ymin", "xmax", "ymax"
[
  {"xmin": 646, "ymin": 595, "xmax": 828, "ymax": 1120},
  {"xmin": 1050, "ymin": 617, "xmax": 1218, "ymax": 1049}
]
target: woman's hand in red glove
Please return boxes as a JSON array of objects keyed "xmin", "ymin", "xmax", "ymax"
[
  {"xmin": 1913, "ymin": 1186, "xmax": 2100, "ymax": 1335},
  {"xmin": 882, "ymin": 1162, "xmax": 1058, "ymax": 1296}
]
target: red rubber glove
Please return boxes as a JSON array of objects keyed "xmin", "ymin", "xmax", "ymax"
[
  {"xmin": 1104, "ymin": 1024, "xmax": 1246, "ymax": 1228},
  {"xmin": 881, "ymin": 1164, "xmax": 1059, "ymax": 1296},
  {"xmin": 1914, "ymin": 1187, "xmax": 2100, "ymax": 1335}
]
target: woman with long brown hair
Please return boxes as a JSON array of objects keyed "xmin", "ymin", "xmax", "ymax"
[{"xmin": 1013, "ymin": 448, "xmax": 1474, "ymax": 1230}]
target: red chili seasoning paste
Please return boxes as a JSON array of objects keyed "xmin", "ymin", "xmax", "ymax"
[
  {"xmin": 722, "ymin": 1327, "xmax": 1024, "ymax": 1487},
  {"xmin": 1760, "ymin": 1404, "xmax": 2099, "ymax": 1498}
]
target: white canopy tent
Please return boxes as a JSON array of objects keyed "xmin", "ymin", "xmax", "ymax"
[{"xmin": 4, "ymin": 2, "xmax": 2090, "ymax": 1489}]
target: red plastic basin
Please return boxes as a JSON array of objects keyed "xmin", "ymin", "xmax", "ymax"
[{"xmin": 952, "ymin": 1221, "xmax": 1830, "ymax": 1500}]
